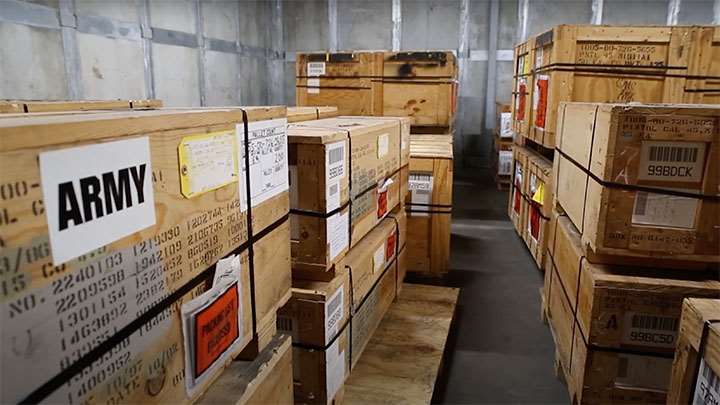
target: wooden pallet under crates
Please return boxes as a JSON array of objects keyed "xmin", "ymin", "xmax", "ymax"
[{"xmin": 406, "ymin": 134, "xmax": 453, "ymax": 275}]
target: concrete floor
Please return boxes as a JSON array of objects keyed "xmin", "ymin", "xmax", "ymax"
[{"xmin": 413, "ymin": 169, "xmax": 569, "ymax": 404}]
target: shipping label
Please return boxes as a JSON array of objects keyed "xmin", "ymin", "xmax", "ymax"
[
  {"xmin": 632, "ymin": 191, "xmax": 698, "ymax": 230},
  {"xmin": 307, "ymin": 62, "xmax": 326, "ymax": 77},
  {"xmin": 621, "ymin": 312, "xmax": 679, "ymax": 349},
  {"xmin": 533, "ymin": 75, "xmax": 549, "ymax": 129},
  {"xmin": 516, "ymin": 79, "xmax": 527, "ymax": 121},
  {"xmin": 500, "ymin": 112, "xmax": 512, "ymax": 138},
  {"xmin": 373, "ymin": 245, "xmax": 385, "ymax": 274},
  {"xmin": 498, "ymin": 151, "xmax": 513, "ymax": 176},
  {"xmin": 377, "ymin": 133, "xmax": 389, "ymax": 158},
  {"xmin": 385, "ymin": 231, "xmax": 396, "ymax": 262},
  {"xmin": 325, "ymin": 338, "xmax": 345, "ymax": 403},
  {"xmin": 178, "ymin": 131, "xmax": 238, "ymax": 198},
  {"xmin": 324, "ymin": 286, "xmax": 344, "ymax": 344},
  {"xmin": 376, "ymin": 178, "xmax": 393, "ymax": 219},
  {"xmin": 637, "ymin": 141, "xmax": 706, "ymax": 184},
  {"xmin": 181, "ymin": 255, "xmax": 244, "ymax": 396},
  {"xmin": 326, "ymin": 211, "xmax": 349, "ymax": 261},
  {"xmin": 39, "ymin": 137, "xmax": 156, "ymax": 266},
  {"xmin": 243, "ymin": 118, "xmax": 289, "ymax": 207},
  {"xmin": 307, "ymin": 78, "xmax": 320, "ymax": 94},
  {"xmin": 325, "ymin": 141, "xmax": 346, "ymax": 213},
  {"xmin": 409, "ymin": 172, "xmax": 432, "ymax": 217},
  {"xmin": 693, "ymin": 358, "xmax": 720, "ymax": 405}
]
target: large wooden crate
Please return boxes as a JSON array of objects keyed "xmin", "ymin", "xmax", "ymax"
[
  {"xmin": 295, "ymin": 51, "xmax": 458, "ymax": 128},
  {"xmin": 554, "ymin": 102, "xmax": 720, "ymax": 265},
  {"xmin": 545, "ymin": 211, "xmax": 720, "ymax": 355},
  {"xmin": 508, "ymin": 145, "xmax": 528, "ymax": 235},
  {"xmin": 406, "ymin": 135, "xmax": 453, "ymax": 275},
  {"xmin": 511, "ymin": 38, "xmax": 536, "ymax": 141},
  {"xmin": 197, "ymin": 334, "xmax": 294, "ymax": 405},
  {"xmin": 0, "ymin": 99, "xmax": 163, "ymax": 114},
  {"xmin": 0, "ymin": 108, "xmax": 292, "ymax": 404},
  {"xmin": 527, "ymin": 25, "xmax": 720, "ymax": 148},
  {"xmin": 288, "ymin": 117, "xmax": 403, "ymax": 278},
  {"xmin": 667, "ymin": 298, "xmax": 720, "ymax": 405}
]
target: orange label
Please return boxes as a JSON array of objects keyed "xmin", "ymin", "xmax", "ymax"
[
  {"xmin": 529, "ymin": 204, "xmax": 540, "ymax": 242},
  {"xmin": 534, "ymin": 76, "xmax": 549, "ymax": 129},
  {"xmin": 513, "ymin": 188, "xmax": 522, "ymax": 215},
  {"xmin": 377, "ymin": 189, "xmax": 388, "ymax": 218},
  {"xmin": 517, "ymin": 81, "xmax": 527, "ymax": 121},
  {"xmin": 385, "ymin": 231, "xmax": 396, "ymax": 260},
  {"xmin": 194, "ymin": 283, "xmax": 239, "ymax": 378}
]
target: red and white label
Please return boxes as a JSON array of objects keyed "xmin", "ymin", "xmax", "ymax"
[{"xmin": 534, "ymin": 75, "xmax": 549, "ymax": 129}]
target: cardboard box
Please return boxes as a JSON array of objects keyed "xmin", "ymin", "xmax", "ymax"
[
  {"xmin": 288, "ymin": 117, "xmax": 402, "ymax": 277},
  {"xmin": 546, "ymin": 211, "xmax": 720, "ymax": 355},
  {"xmin": 0, "ymin": 107, "xmax": 290, "ymax": 403},
  {"xmin": 406, "ymin": 135, "xmax": 453, "ymax": 275},
  {"xmin": 667, "ymin": 299, "xmax": 720, "ymax": 405},
  {"xmin": 554, "ymin": 103, "xmax": 720, "ymax": 264}
]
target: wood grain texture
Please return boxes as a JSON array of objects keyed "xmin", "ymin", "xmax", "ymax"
[
  {"xmin": 0, "ymin": 99, "xmax": 163, "ymax": 114},
  {"xmin": 344, "ymin": 283, "xmax": 459, "ymax": 405}
]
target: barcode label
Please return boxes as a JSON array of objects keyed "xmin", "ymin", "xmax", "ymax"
[
  {"xmin": 307, "ymin": 62, "xmax": 325, "ymax": 76},
  {"xmin": 409, "ymin": 173, "xmax": 432, "ymax": 217},
  {"xmin": 638, "ymin": 141, "xmax": 706, "ymax": 183},
  {"xmin": 622, "ymin": 312, "xmax": 679, "ymax": 349},
  {"xmin": 634, "ymin": 191, "xmax": 648, "ymax": 216},
  {"xmin": 693, "ymin": 358, "xmax": 720, "ymax": 405},
  {"xmin": 325, "ymin": 141, "xmax": 345, "ymax": 212},
  {"xmin": 329, "ymin": 146, "xmax": 343, "ymax": 165},
  {"xmin": 649, "ymin": 145, "xmax": 698, "ymax": 163},
  {"xmin": 631, "ymin": 314, "xmax": 678, "ymax": 332},
  {"xmin": 325, "ymin": 286, "xmax": 344, "ymax": 344}
]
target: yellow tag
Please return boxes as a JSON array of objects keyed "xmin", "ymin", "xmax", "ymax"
[
  {"xmin": 178, "ymin": 130, "xmax": 238, "ymax": 198},
  {"xmin": 532, "ymin": 183, "xmax": 545, "ymax": 205}
]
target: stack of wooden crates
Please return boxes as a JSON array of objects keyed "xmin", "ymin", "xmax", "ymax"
[
  {"xmin": 295, "ymin": 50, "xmax": 457, "ymax": 276},
  {"xmin": 277, "ymin": 110, "xmax": 410, "ymax": 403},
  {"xmin": 0, "ymin": 101, "xmax": 296, "ymax": 404}
]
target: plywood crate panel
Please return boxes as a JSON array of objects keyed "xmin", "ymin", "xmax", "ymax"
[
  {"xmin": 197, "ymin": 334, "xmax": 294, "ymax": 405},
  {"xmin": 288, "ymin": 117, "xmax": 402, "ymax": 277},
  {"xmin": 406, "ymin": 136, "xmax": 452, "ymax": 275},
  {"xmin": 554, "ymin": 103, "xmax": 720, "ymax": 265},
  {"xmin": 0, "ymin": 107, "xmax": 290, "ymax": 403},
  {"xmin": 0, "ymin": 99, "xmax": 163, "ymax": 114},
  {"xmin": 545, "ymin": 263, "xmax": 673, "ymax": 405},
  {"xmin": 546, "ymin": 211, "xmax": 720, "ymax": 355},
  {"xmin": 15, "ymin": 220, "xmax": 291, "ymax": 404},
  {"xmin": 528, "ymin": 25, "xmax": 720, "ymax": 148},
  {"xmin": 667, "ymin": 298, "xmax": 720, "ymax": 405}
]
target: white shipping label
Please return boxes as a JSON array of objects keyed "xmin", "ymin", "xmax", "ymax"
[
  {"xmin": 307, "ymin": 62, "xmax": 326, "ymax": 76},
  {"xmin": 409, "ymin": 173, "xmax": 433, "ymax": 217},
  {"xmin": 638, "ymin": 141, "xmax": 706, "ymax": 183},
  {"xmin": 615, "ymin": 353, "xmax": 672, "ymax": 391},
  {"xmin": 308, "ymin": 87, "xmax": 320, "ymax": 95},
  {"xmin": 326, "ymin": 211, "xmax": 349, "ymax": 261},
  {"xmin": 621, "ymin": 312, "xmax": 679, "ymax": 349},
  {"xmin": 39, "ymin": 137, "xmax": 156, "ymax": 265},
  {"xmin": 377, "ymin": 133, "xmax": 389, "ymax": 158},
  {"xmin": 325, "ymin": 339, "xmax": 345, "ymax": 403},
  {"xmin": 324, "ymin": 286, "xmax": 344, "ymax": 345},
  {"xmin": 307, "ymin": 77, "xmax": 320, "ymax": 94},
  {"xmin": 326, "ymin": 141, "xmax": 346, "ymax": 212},
  {"xmin": 238, "ymin": 118, "xmax": 289, "ymax": 209},
  {"xmin": 498, "ymin": 151, "xmax": 513, "ymax": 176},
  {"xmin": 182, "ymin": 255, "xmax": 244, "ymax": 397},
  {"xmin": 632, "ymin": 191, "xmax": 698, "ymax": 229},
  {"xmin": 693, "ymin": 358, "xmax": 720, "ymax": 405},
  {"xmin": 179, "ymin": 131, "xmax": 237, "ymax": 197},
  {"xmin": 373, "ymin": 245, "xmax": 385, "ymax": 273},
  {"xmin": 535, "ymin": 47, "xmax": 543, "ymax": 67},
  {"xmin": 500, "ymin": 112, "xmax": 513, "ymax": 138}
]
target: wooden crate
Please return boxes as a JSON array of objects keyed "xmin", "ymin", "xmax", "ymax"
[
  {"xmin": 495, "ymin": 101, "xmax": 512, "ymax": 139},
  {"xmin": 406, "ymin": 136, "xmax": 453, "ymax": 275},
  {"xmin": 0, "ymin": 99, "xmax": 163, "ymax": 114},
  {"xmin": 545, "ymin": 271, "xmax": 672, "ymax": 405},
  {"xmin": 554, "ymin": 103, "xmax": 720, "ymax": 265},
  {"xmin": 287, "ymin": 106, "xmax": 340, "ymax": 123},
  {"xmin": 667, "ymin": 298, "xmax": 720, "ymax": 405},
  {"xmin": 296, "ymin": 52, "xmax": 382, "ymax": 116},
  {"xmin": 0, "ymin": 107, "xmax": 291, "ymax": 403},
  {"xmin": 521, "ymin": 149, "xmax": 553, "ymax": 270},
  {"xmin": 546, "ymin": 211, "xmax": 720, "ymax": 355},
  {"xmin": 197, "ymin": 334, "xmax": 294, "ymax": 405},
  {"xmin": 288, "ymin": 117, "xmax": 403, "ymax": 277},
  {"xmin": 511, "ymin": 37, "xmax": 536, "ymax": 141},
  {"xmin": 15, "ymin": 220, "xmax": 291, "ymax": 404},
  {"xmin": 527, "ymin": 25, "xmax": 720, "ymax": 148}
]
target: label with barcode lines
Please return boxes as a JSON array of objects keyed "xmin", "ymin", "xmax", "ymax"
[
  {"xmin": 638, "ymin": 141, "xmax": 706, "ymax": 183},
  {"xmin": 634, "ymin": 192, "xmax": 648, "ymax": 216},
  {"xmin": 409, "ymin": 173, "xmax": 432, "ymax": 217},
  {"xmin": 632, "ymin": 191, "xmax": 698, "ymax": 230},
  {"xmin": 622, "ymin": 312, "xmax": 679, "ymax": 348},
  {"xmin": 693, "ymin": 358, "xmax": 720, "ymax": 405},
  {"xmin": 325, "ymin": 141, "xmax": 345, "ymax": 212},
  {"xmin": 325, "ymin": 286, "xmax": 344, "ymax": 344}
]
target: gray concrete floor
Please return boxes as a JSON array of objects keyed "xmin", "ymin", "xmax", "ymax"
[{"xmin": 410, "ymin": 169, "xmax": 569, "ymax": 405}]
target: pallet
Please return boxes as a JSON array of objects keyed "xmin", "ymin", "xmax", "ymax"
[{"xmin": 344, "ymin": 283, "xmax": 459, "ymax": 405}]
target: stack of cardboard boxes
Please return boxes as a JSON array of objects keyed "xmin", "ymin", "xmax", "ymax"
[
  {"xmin": 0, "ymin": 104, "xmax": 295, "ymax": 404},
  {"xmin": 278, "ymin": 113, "xmax": 410, "ymax": 403},
  {"xmin": 543, "ymin": 103, "xmax": 720, "ymax": 404},
  {"xmin": 295, "ymin": 50, "xmax": 457, "ymax": 276}
]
